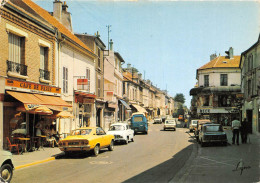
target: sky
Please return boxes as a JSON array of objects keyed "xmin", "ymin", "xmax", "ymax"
[{"xmin": 34, "ymin": 0, "xmax": 260, "ymax": 107}]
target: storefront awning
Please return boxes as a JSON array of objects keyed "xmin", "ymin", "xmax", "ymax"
[
  {"xmin": 7, "ymin": 91, "xmax": 72, "ymax": 111},
  {"xmin": 119, "ymin": 99, "xmax": 131, "ymax": 110},
  {"xmin": 132, "ymin": 104, "xmax": 148, "ymax": 114}
]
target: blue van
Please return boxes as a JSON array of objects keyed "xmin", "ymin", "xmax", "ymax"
[{"xmin": 131, "ymin": 113, "xmax": 148, "ymax": 134}]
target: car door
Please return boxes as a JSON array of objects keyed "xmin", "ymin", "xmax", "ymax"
[{"xmin": 96, "ymin": 127, "xmax": 105, "ymax": 148}]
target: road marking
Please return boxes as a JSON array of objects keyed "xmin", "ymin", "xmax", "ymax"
[
  {"xmin": 15, "ymin": 157, "xmax": 55, "ymax": 170},
  {"xmin": 89, "ymin": 161, "xmax": 113, "ymax": 165}
]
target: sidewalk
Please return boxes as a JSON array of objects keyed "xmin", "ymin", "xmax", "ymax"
[
  {"xmin": 12, "ymin": 147, "xmax": 63, "ymax": 170},
  {"xmin": 171, "ymin": 128, "xmax": 260, "ymax": 183}
]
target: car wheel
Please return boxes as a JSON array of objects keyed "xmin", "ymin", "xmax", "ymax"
[
  {"xmin": 0, "ymin": 164, "xmax": 13, "ymax": 183},
  {"xmin": 131, "ymin": 138, "xmax": 134, "ymax": 142},
  {"xmin": 93, "ymin": 145, "xmax": 100, "ymax": 156},
  {"xmin": 125, "ymin": 138, "xmax": 128, "ymax": 144},
  {"xmin": 108, "ymin": 140, "xmax": 114, "ymax": 151}
]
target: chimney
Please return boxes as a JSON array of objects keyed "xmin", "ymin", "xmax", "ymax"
[
  {"xmin": 225, "ymin": 47, "xmax": 234, "ymax": 59},
  {"xmin": 109, "ymin": 39, "xmax": 113, "ymax": 51},
  {"xmin": 53, "ymin": 0, "xmax": 62, "ymax": 21},
  {"xmin": 96, "ymin": 31, "xmax": 100, "ymax": 38},
  {"xmin": 127, "ymin": 63, "xmax": 131, "ymax": 69},
  {"xmin": 62, "ymin": 1, "xmax": 68, "ymax": 12},
  {"xmin": 210, "ymin": 53, "xmax": 217, "ymax": 61}
]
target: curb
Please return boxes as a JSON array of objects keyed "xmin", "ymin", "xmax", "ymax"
[{"xmin": 15, "ymin": 157, "xmax": 55, "ymax": 170}]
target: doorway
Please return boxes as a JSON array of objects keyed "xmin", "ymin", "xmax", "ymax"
[{"xmin": 96, "ymin": 108, "xmax": 101, "ymax": 127}]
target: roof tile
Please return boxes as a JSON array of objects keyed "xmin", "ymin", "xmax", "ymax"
[{"xmin": 199, "ymin": 56, "xmax": 241, "ymax": 70}]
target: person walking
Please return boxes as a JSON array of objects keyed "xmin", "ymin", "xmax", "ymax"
[
  {"xmin": 240, "ymin": 119, "xmax": 248, "ymax": 143},
  {"xmin": 231, "ymin": 117, "xmax": 241, "ymax": 145}
]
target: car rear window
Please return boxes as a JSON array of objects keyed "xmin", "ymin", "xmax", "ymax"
[
  {"xmin": 205, "ymin": 125, "xmax": 223, "ymax": 132},
  {"xmin": 192, "ymin": 121, "xmax": 198, "ymax": 125},
  {"xmin": 109, "ymin": 125, "xmax": 125, "ymax": 131},
  {"xmin": 133, "ymin": 116, "xmax": 143, "ymax": 122},
  {"xmin": 166, "ymin": 121, "xmax": 175, "ymax": 124},
  {"xmin": 72, "ymin": 129, "xmax": 92, "ymax": 135}
]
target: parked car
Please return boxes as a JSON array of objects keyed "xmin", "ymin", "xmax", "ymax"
[
  {"xmin": 153, "ymin": 117, "xmax": 162, "ymax": 124},
  {"xmin": 189, "ymin": 120, "xmax": 199, "ymax": 132},
  {"xmin": 194, "ymin": 119, "xmax": 212, "ymax": 141},
  {"xmin": 198, "ymin": 124, "xmax": 227, "ymax": 147},
  {"xmin": 107, "ymin": 123, "xmax": 134, "ymax": 144},
  {"xmin": 131, "ymin": 112, "xmax": 148, "ymax": 134},
  {"xmin": 58, "ymin": 127, "xmax": 114, "ymax": 156},
  {"xmin": 0, "ymin": 150, "xmax": 14, "ymax": 183},
  {"xmin": 163, "ymin": 119, "xmax": 176, "ymax": 131}
]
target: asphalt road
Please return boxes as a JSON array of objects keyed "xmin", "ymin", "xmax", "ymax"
[{"xmin": 12, "ymin": 123, "xmax": 193, "ymax": 183}]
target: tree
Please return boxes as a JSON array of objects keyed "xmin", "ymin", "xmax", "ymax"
[{"xmin": 174, "ymin": 93, "xmax": 185, "ymax": 104}]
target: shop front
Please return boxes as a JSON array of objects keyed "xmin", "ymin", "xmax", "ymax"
[
  {"xmin": 75, "ymin": 91, "xmax": 96, "ymax": 128},
  {"xmin": 197, "ymin": 107, "xmax": 239, "ymax": 125},
  {"xmin": 104, "ymin": 102, "xmax": 116, "ymax": 131},
  {"xmin": 0, "ymin": 78, "xmax": 71, "ymax": 151}
]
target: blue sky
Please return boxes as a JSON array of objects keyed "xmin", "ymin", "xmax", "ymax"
[{"xmin": 34, "ymin": 0, "xmax": 260, "ymax": 107}]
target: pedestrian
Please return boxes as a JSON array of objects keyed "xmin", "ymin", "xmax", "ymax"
[
  {"xmin": 240, "ymin": 119, "xmax": 248, "ymax": 144},
  {"xmin": 231, "ymin": 117, "xmax": 241, "ymax": 145}
]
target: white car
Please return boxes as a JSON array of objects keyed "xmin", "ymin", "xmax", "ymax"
[
  {"xmin": 0, "ymin": 150, "xmax": 14, "ymax": 183},
  {"xmin": 163, "ymin": 119, "xmax": 176, "ymax": 131},
  {"xmin": 153, "ymin": 117, "xmax": 162, "ymax": 124},
  {"xmin": 189, "ymin": 119, "xmax": 199, "ymax": 132},
  {"xmin": 107, "ymin": 123, "xmax": 134, "ymax": 144}
]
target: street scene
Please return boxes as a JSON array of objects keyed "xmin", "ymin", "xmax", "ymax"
[{"xmin": 0, "ymin": 0, "xmax": 259, "ymax": 182}]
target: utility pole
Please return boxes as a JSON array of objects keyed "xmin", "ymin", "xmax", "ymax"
[{"xmin": 106, "ymin": 25, "xmax": 111, "ymax": 50}]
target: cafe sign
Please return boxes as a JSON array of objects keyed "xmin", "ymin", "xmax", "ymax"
[
  {"xmin": 5, "ymin": 79, "xmax": 61, "ymax": 95},
  {"xmin": 197, "ymin": 107, "xmax": 239, "ymax": 114}
]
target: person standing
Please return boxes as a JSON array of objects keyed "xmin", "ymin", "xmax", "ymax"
[
  {"xmin": 240, "ymin": 119, "xmax": 248, "ymax": 143},
  {"xmin": 232, "ymin": 117, "xmax": 241, "ymax": 145}
]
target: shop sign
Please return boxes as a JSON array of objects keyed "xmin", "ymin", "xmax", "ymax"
[
  {"xmin": 77, "ymin": 79, "xmax": 88, "ymax": 90},
  {"xmin": 197, "ymin": 107, "xmax": 239, "ymax": 114},
  {"xmin": 83, "ymin": 98, "xmax": 95, "ymax": 104},
  {"xmin": 5, "ymin": 79, "xmax": 61, "ymax": 94}
]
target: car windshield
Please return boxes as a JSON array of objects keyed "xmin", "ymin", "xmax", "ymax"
[
  {"xmin": 166, "ymin": 121, "xmax": 175, "ymax": 124},
  {"xmin": 72, "ymin": 129, "xmax": 92, "ymax": 135},
  {"xmin": 133, "ymin": 116, "xmax": 143, "ymax": 122},
  {"xmin": 205, "ymin": 125, "xmax": 223, "ymax": 132},
  {"xmin": 109, "ymin": 125, "xmax": 125, "ymax": 131}
]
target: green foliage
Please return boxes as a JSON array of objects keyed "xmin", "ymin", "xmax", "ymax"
[{"xmin": 174, "ymin": 93, "xmax": 185, "ymax": 104}]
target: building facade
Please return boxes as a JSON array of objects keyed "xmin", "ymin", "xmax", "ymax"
[
  {"xmin": 190, "ymin": 48, "xmax": 242, "ymax": 125},
  {"xmin": 240, "ymin": 35, "xmax": 260, "ymax": 134}
]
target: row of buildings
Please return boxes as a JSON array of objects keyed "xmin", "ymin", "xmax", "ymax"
[
  {"xmin": 190, "ymin": 35, "xmax": 260, "ymax": 135},
  {"xmin": 0, "ymin": 0, "xmax": 175, "ymax": 149}
]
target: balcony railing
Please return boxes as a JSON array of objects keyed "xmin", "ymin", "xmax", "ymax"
[
  {"xmin": 39, "ymin": 69, "xmax": 50, "ymax": 81},
  {"xmin": 7, "ymin": 60, "xmax": 27, "ymax": 76}
]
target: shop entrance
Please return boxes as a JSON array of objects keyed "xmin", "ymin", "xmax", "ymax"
[
  {"xmin": 246, "ymin": 110, "xmax": 253, "ymax": 134},
  {"xmin": 96, "ymin": 108, "xmax": 101, "ymax": 127}
]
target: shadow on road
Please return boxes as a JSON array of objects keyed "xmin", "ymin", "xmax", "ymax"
[
  {"xmin": 123, "ymin": 144, "xmax": 194, "ymax": 183},
  {"xmin": 55, "ymin": 149, "xmax": 108, "ymax": 159}
]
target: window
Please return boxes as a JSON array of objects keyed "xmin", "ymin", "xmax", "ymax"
[
  {"xmin": 98, "ymin": 48, "xmax": 101, "ymax": 68},
  {"xmin": 204, "ymin": 75, "xmax": 209, "ymax": 87},
  {"xmin": 86, "ymin": 68, "xmax": 90, "ymax": 92},
  {"xmin": 63, "ymin": 67, "xmax": 68, "ymax": 93},
  {"xmin": 8, "ymin": 33, "xmax": 25, "ymax": 64},
  {"xmin": 98, "ymin": 78, "xmax": 101, "ymax": 97},
  {"xmin": 40, "ymin": 46, "xmax": 49, "ymax": 80},
  {"xmin": 248, "ymin": 79, "xmax": 251, "ymax": 97},
  {"xmin": 8, "ymin": 33, "xmax": 26, "ymax": 75},
  {"xmin": 220, "ymin": 74, "xmax": 228, "ymax": 86},
  {"xmin": 248, "ymin": 55, "xmax": 253, "ymax": 72}
]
